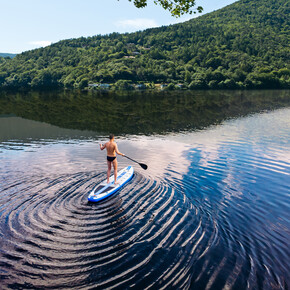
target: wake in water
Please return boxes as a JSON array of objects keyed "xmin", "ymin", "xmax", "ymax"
[
  {"xmin": 0, "ymin": 108, "xmax": 289, "ymax": 289},
  {"xmin": 0, "ymin": 171, "xmax": 215, "ymax": 289}
]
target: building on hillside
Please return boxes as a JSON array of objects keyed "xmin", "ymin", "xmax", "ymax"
[
  {"xmin": 88, "ymin": 83, "xmax": 98, "ymax": 88},
  {"xmin": 99, "ymin": 84, "xmax": 110, "ymax": 89},
  {"xmin": 135, "ymin": 84, "xmax": 146, "ymax": 89}
]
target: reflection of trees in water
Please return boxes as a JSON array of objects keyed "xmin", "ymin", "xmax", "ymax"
[{"xmin": 0, "ymin": 90, "xmax": 289, "ymax": 135}]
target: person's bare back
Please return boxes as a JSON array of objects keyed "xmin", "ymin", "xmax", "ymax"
[{"xmin": 106, "ymin": 141, "xmax": 117, "ymax": 157}]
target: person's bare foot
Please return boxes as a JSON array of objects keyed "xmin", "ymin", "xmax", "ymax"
[
  {"xmin": 107, "ymin": 180, "xmax": 110, "ymax": 184},
  {"xmin": 114, "ymin": 181, "xmax": 119, "ymax": 185}
]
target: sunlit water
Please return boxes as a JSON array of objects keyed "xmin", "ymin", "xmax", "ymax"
[{"xmin": 0, "ymin": 91, "xmax": 289, "ymax": 289}]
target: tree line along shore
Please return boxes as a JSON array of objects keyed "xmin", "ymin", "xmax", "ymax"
[{"xmin": 0, "ymin": 0, "xmax": 289, "ymax": 91}]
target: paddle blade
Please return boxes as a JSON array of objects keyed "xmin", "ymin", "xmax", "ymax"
[{"xmin": 139, "ymin": 163, "xmax": 148, "ymax": 170}]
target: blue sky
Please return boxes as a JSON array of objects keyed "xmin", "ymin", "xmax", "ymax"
[{"xmin": 1, "ymin": 0, "xmax": 236, "ymax": 53}]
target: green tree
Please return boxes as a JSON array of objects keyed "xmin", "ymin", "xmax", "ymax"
[
  {"xmin": 125, "ymin": 0, "xmax": 203, "ymax": 17},
  {"xmin": 78, "ymin": 78, "xmax": 89, "ymax": 89},
  {"xmin": 184, "ymin": 70, "xmax": 191, "ymax": 83},
  {"xmin": 0, "ymin": 0, "xmax": 289, "ymax": 90},
  {"xmin": 167, "ymin": 83, "xmax": 176, "ymax": 90},
  {"xmin": 114, "ymin": 79, "xmax": 134, "ymax": 90}
]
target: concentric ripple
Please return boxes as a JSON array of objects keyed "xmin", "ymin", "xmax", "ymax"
[
  {"xmin": 0, "ymin": 169, "xmax": 218, "ymax": 289},
  {"xmin": 0, "ymin": 107, "xmax": 289, "ymax": 289}
]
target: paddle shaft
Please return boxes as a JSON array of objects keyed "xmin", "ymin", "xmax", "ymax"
[
  {"xmin": 123, "ymin": 155, "xmax": 147, "ymax": 170},
  {"xmin": 123, "ymin": 155, "xmax": 140, "ymax": 164}
]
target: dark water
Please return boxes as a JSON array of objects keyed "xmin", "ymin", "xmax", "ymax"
[{"xmin": 0, "ymin": 90, "xmax": 289, "ymax": 289}]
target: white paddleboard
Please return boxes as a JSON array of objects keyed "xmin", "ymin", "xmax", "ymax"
[{"xmin": 88, "ymin": 166, "xmax": 134, "ymax": 202}]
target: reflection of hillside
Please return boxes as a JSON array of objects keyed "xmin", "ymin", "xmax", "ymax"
[
  {"xmin": 0, "ymin": 90, "xmax": 289, "ymax": 135},
  {"xmin": 0, "ymin": 117, "xmax": 96, "ymax": 142}
]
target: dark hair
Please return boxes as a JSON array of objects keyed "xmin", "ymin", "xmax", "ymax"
[{"xmin": 109, "ymin": 134, "xmax": 114, "ymax": 140}]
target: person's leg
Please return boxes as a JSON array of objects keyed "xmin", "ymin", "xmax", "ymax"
[
  {"xmin": 113, "ymin": 158, "xmax": 118, "ymax": 184},
  {"xmin": 107, "ymin": 161, "xmax": 112, "ymax": 183}
]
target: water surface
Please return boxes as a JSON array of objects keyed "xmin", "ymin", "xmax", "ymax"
[{"xmin": 0, "ymin": 90, "xmax": 289, "ymax": 289}]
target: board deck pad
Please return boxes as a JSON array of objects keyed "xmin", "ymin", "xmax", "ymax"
[
  {"xmin": 88, "ymin": 166, "xmax": 134, "ymax": 202},
  {"xmin": 93, "ymin": 185, "xmax": 105, "ymax": 192}
]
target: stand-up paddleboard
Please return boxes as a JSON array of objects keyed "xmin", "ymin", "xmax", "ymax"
[{"xmin": 88, "ymin": 166, "xmax": 134, "ymax": 202}]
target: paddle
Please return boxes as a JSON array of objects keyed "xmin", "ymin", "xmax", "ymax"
[{"xmin": 123, "ymin": 155, "xmax": 148, "ymax": 170}]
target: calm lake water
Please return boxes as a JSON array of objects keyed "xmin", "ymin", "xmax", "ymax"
[{"xmin": 0, "ymin": 90, "xmax": 289, "ymax": 289}]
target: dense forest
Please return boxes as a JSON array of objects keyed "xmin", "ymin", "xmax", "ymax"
[{"xmin": 0, "ymin": 0, "xmax": 289, "ymax": 90}]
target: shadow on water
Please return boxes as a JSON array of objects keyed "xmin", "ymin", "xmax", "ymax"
[{"xmin": 0, "ymin": 90, "xmax": 289, "ymax": 136}]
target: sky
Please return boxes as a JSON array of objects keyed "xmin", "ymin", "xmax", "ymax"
[{"xmin": 0, "ymin": 0, "xmax": 236, "ymax": 54}]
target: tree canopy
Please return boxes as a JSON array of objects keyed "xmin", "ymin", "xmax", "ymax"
[
  {"xmin": 0, "ymin": 0, "xmax": 289, "ymax": 90},
  {"xmin": 127, "ymin": 0, "xmax": 203, "ymax": 17}
]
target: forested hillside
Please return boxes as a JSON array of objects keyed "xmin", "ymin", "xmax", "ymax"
[{"xmin": 0, "ymin": 0, "xmax": 289, "ymax": 90}]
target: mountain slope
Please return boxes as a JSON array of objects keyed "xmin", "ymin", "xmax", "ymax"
[
  {"xmin": 0, "ymin": 53, "xmax": 16, "ymax": 58},
  {"xmin": 0, "ymin": 0, "xmax": 289, "ymax": 89}
]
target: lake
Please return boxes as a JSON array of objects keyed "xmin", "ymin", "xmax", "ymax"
[{"xmin": 0, "ymin": 90, "xmax": 289, "ymax": 289}]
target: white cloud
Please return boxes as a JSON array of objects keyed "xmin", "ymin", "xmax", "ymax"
[
  {"xmin": 29, "ymin": 41, "xmax": 52, "ymax": 47},
  {"xmin": 115, "ymin": 18, "xmax": 158, "ymax": 30},
  {"xmin": 166, "ymin": 16, "xmax": 194, "ymax": 26}
]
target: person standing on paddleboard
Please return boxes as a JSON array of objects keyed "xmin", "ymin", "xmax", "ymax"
[{"xmin": 100, "ymin": 134, "xmax": 125, "ymax": 184}]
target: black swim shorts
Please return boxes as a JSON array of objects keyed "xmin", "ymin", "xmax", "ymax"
[{"xmin": 107, "ymin": 156, "xmax": 116, "ymax": 162}]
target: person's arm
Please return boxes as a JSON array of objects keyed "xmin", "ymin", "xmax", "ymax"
[
  {"xmin": 115, "ymin": 144, "xmax": 125, "ymax": 156},
  {"xmin": 100, "ymin": 142, "xmax": 106, "ymax": 150}
]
